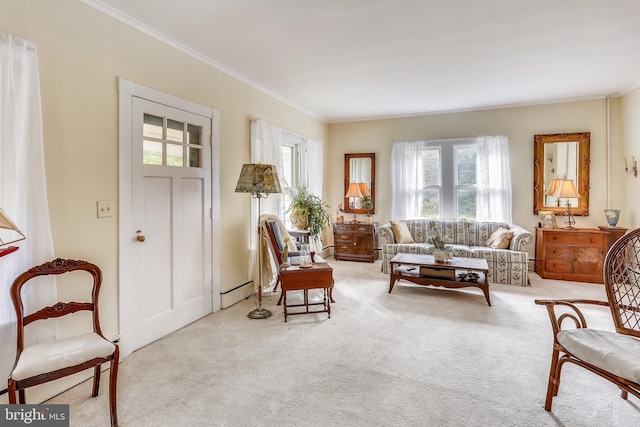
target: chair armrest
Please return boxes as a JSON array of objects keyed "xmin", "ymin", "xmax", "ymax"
[
  {"xmin": 508, "ymin": 224, "xmax": 534, "ymax": 252},
  {"xmin": 535, "ymin": 299, "xmax": 610, "ymax": 336},
  {"xmin": 378, "ymin": 224, "xmax": 395, "ymax": 247}
]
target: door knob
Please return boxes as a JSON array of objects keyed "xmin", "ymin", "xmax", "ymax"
[{"xmin": 136, "ymin": 230, "xmax": 146, "ymax": 242}]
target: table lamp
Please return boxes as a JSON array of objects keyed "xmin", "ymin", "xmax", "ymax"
[{"xmin": 551, "ymin": 179, "xmax": 581, "ymax": 229}]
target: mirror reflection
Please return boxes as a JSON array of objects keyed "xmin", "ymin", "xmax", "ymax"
[
  {"xmin": 544, "ymin": 142, "xmax": 578, "ymax": 207},
  {"xmin": 344, "ymin": 153, "xmax": 375, "ymax": 214},
  {"xmin": 533, "ymin": 132, "xmax": 590, "ymax": 216}
]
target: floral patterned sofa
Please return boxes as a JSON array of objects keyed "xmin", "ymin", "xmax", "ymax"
[{"xmin": 379, "ymin": 219, "xmax": 534, "ymax": 286}]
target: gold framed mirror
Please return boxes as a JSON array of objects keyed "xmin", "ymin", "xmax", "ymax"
[
  {"xmin": 533, "ymin": 132, "xmax": 590, "ymax": 216},
  {"xmin": 343, "ymin": 153, "xmax": 375, "ymax": 214}
]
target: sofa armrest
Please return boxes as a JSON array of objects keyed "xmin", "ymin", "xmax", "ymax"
[
  {"xmin": 509, "ymin": 224, "xmax": 534, "ymax": 252},
  {"xmin": 378, "ymin": 223, "xmax": 396, "ymax": 247}
]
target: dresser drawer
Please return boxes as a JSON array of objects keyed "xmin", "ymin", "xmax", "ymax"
[
  {"xmin": 335, "ymin": 232, "xmax": 353, "ymax": 243},
  {"xmin": 334, "ymin": 224, "xmax": 372, "ymax": 234},
  {"xmin": 545, "ymin": 244, "xmax": 572, "ymax": 260},
  {"xmin": 545, "ymin": 232, "xmax": 603, "ymax": 247},
  {"xmin": 545, "ymin": 259, "xmax": 573, "ymax": 273},
  {"xmin": 336, "ymin": 243, "xmax": 357, "ymax": 254}
]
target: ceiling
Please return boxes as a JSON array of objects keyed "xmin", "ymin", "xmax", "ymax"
[{"xmin": 89, "ymin": 0, "xmax": 640, "ymax": 123}]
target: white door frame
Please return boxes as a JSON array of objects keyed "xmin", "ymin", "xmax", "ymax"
[{"xmin": 118, "ymin": 78, "xmax": 221, "ymax": 359}]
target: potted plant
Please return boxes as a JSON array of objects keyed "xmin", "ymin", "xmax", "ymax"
[
  {"xmin": 360, "ymin": 195, "xmax": 374, "ymax": 223},
  {"xmin": 287, "ymin": 186, "xmax": 332, "ymax": 245},
  {"xmin": 427, "ymin": 224, "xmax": 454, "ymax": 262}
]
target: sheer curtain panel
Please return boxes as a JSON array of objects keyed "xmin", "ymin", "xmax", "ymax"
[
  {"xmin": 391, "ymin": 141, "xmax": 424, "ymax": 220},
  {"xmin": 476, "ymin": 135, "xmax": 512, "ymax": 224},
  {"xmin": 248, "ymin": 119, "xmax": 283, "ymax": 288},
  {"xmin": 0, "ymin": 33, "xmax": 55, "ymax": 388}
]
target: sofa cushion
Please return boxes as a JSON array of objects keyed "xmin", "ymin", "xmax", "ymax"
[
  {"xmin": 486, "ymin": 228, "xmax": 514, "ymax": 249},
  {"xmin": 390, "ymin": 221, "xmax": 415, "ymax": 244}
]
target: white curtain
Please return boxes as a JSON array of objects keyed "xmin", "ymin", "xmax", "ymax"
[
  {"xmin": 391, "ymin": 140, "xmax": 424, "ymax": 220},
  {"xmin": 303, "ymin": 138, "xmax": 324, "ymax": 251},
  {"xmin": 0, "ymin": 34, "xmax": 55, "ymax": 384},
  {"xmin": 476, "ymin": 135, "xmax": 512, "ymax": 224},
  {"xmin": 391, "ymin": 136, "xmax": 512, "ymax": 223},
  {"xmin": 248, "ymin": 119, "xmax": 283, "ymax": 286}
]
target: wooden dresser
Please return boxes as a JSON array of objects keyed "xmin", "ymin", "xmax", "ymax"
[
  {"xmin": 333, "ymin": 222, "xmax": 378, "ymax": 263},
  {"xmin": 535, "ymin": 228, "xmax": 608, "ymax": 283}
]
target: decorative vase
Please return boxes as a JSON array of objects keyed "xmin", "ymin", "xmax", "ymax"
[
  {"xmin": 433, "ymin": 248, "xmax": 451, "ymax": 262},
  {"xmin": 290, "ymin": 211, "xmax": 308, "ymax": 230},
  {"xmin": 604, "ymin": 209, "xmax": 620, "ymax": 227}
]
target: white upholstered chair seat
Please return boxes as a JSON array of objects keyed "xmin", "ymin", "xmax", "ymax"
[
  {"xmin": 11, "ymin": 332, "xmax": 116, "ymax": 381},
  {"xmin": 558, "ymin": 328, "xmax": 640, "ymax": 383}
]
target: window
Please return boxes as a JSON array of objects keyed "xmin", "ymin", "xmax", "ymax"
[
  {"xmin": 392, "ymin": 136, "xmax": 511, "ymax": 223},
  {"xmin": 143, "ymin": 114, "xmax": 203, "ymax": 167},
  {"xmin": 280, "ymin": 130, "xmax": 304, "ymax": 228},
  {"xmin": 417, "ymin": 140, "xmax": 477, "ymax": 219}
]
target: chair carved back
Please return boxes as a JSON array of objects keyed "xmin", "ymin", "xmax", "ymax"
[
  {"xmin": 603, "ymin": 227, "xmax": 640, "ymax": 338},
  {"xmin": 10, "ymin": 258, "xmax": 105, "ymax": 355}
]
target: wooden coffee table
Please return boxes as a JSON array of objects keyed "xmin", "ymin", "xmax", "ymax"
[
  {"xmin": 389, "ymin": 253, "xmax": 491, "ymax": 306},
  {"xmin": 279, "ymin": 262, "xmax": 334, "ymax": 321}
]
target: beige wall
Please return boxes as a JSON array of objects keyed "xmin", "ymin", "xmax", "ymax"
[
  {"xmin": 327, "ymin": 98, "xmax": 634, "ymax": 257},
  {"xmin": 2, "ymin": 0, "xmax": 638, "ymax": 403},
  {"xmin": 0, "ymin": 0, "xmax": 326, "ymax": 356},
  {"xmin": 620, "ymin": 87, "xmax": 640, "ymax": 226}
]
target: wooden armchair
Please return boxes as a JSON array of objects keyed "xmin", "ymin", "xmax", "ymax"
[
  {"xmin": 535, "ymin": 227, "xmax": 640, "ymax": 411},
  {"xmin": 7, "ymin": 258, "xmax": 119, "ymax": 427}
]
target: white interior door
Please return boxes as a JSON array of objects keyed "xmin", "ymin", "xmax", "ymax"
[{"xmin": 120, "ymin": 95, "xmax": 213, "ymax": 354}]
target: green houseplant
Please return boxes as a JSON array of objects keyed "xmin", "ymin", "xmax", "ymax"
[{"xmin": 287, "ymin": 186, "xmax": 332, "ymax": 244}]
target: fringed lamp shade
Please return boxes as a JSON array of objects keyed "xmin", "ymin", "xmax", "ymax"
[
  {"xmin": 235, "ymin": 164, "xmax": 282, "ymax": 196},
  {"xmin": 235, "ymin": 163, "xmax": 281, "ymax": 319}
]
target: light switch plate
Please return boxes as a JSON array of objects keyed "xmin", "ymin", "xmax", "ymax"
[{"xmin": 97, "ymin": 200, "xmax": 114, "ymax": 218}]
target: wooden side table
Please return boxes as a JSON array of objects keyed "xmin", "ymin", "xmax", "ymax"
[
  {"xmin": 288, "ymin": 229, "xmax": 310, "ymax": 245},
  {"xmin": 279, "ymin": 262, "xmax": 334, "ymax": 322}
]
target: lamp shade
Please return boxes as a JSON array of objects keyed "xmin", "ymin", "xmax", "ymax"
[
  {"xmin": 545, "ymin": 178, "xmax": 561, "ymax": 196},
  {"xmin": 0, "ymin": 207, "xmax": 26, "ymax": 247},
  {"xmin": 357, "ymin": 183, "xmax": 371, "ymax": 197},
  {"xmin": 235, "ymin": 164, "xmax": 282, "ymax": 195},
  {"xmin": 345, "ymin": 182, "xmax": 364, "ymax": 199},
  {"xmin": 551, "ymin": 179, "xmax": 581, "ymax": 199}
]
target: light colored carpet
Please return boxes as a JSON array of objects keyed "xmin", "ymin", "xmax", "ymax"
[{"xmin": 47, "ymin": 258, "xmax": 640, "ymax": 426}]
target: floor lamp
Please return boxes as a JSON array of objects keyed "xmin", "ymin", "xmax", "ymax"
[
  {"xmin": 0, "ymin": 207, "xmax": 26, "ymax": 257},
  {"xmin": 235, "ymin": 164, "xmax": 282, "ymax": 319}
]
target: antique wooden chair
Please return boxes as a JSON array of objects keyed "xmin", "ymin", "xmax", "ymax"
[
  {"xmin": 262, "ymin": 217, "xmax": 302, "ymax": 304},
  {"xmin": 7, "ymin": 258, "xmax": 119, "ymax": 427},
  {"xmin": 535, "ymin": 227, "xmax": 640, "ymax": 411}
]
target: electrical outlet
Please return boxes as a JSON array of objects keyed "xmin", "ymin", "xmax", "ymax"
[{"xmin": 97, "ymin": 200, "xmax": 114, "ymax": 218}]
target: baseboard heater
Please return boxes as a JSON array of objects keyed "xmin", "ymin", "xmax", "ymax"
[{"xmin": 419, "ymin": 266, "xmax": 456, "ymax": 280}]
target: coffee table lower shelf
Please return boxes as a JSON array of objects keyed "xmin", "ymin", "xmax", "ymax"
[{"xmin": 389, "ymin": 253, "xmax": 491, "ymax": 306}]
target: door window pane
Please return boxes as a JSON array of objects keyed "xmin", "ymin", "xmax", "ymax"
[
  {"xmin": 143, "ymin": 114, "xmax": 163, "ymax": 139},
  {"xmin": 187, "ymin": 124, "xmax": 201, "ymax": 145},
  {"xmin": 143, "ymin": 114, "xmax": 202, "ymax": 168},
  {"xmin": 143, "ymin": 140, "xmax": 163, "ymax": 165},
  {"xmin": 188, "ymin": 147, "xmax": 201, "ymax": 168},
  {"xmin": 167, "ymin": 119, "xmax": 184, "ymax": 143},
  {"xmin": 166, "ymin": 144, "xmax": 184, "ymax": 167}
]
